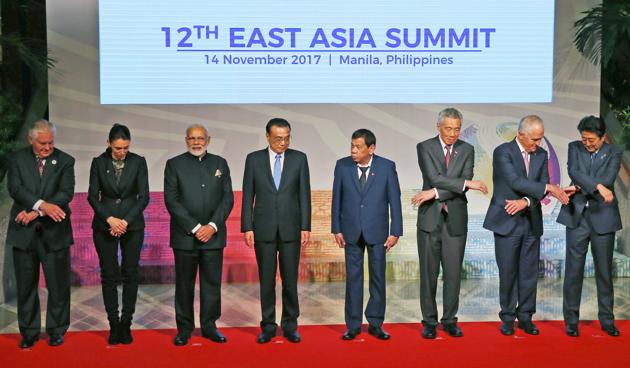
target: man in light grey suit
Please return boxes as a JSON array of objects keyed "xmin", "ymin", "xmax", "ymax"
[
  {"xmin": 412, "ymin": 108, "xmax": 487, "ymax": 339},
  {"xmin": 557, "ymin": 116, "xmax": 623, "ymax": 337}
]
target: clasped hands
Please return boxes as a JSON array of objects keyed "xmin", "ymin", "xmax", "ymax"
[
  {"xmin": 15, "ymin": 201, "xmax": 67, "ymax": 226},
  {"xmin": 411, "ymin": 180, "xmax": 488, "ymax": 207},
  {"xmin": 107, "ymin": 216, "xmax": 128, "ymax": 237}
]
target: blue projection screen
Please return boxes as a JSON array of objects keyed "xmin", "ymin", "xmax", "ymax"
[{"xmin": 99, "ymin": 0, "xmax": 555, "ymax": 104}]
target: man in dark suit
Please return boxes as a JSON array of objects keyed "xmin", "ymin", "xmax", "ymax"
[
  {"xmin": 557, "ymin": 116, "xmax": 623, "ymax": 337},
  {"xmin": 332, "ymin": 129, "xmax": 403, "ymax": 341},
  {"xmin": 6, "ymin": 119, "xmax": 75, "ymax": 348},
  {"xmin": 164, "ymin": 124, "xmax": 234, "ymax": 346},
  {"xmin": 483, "ymin": 115, "xmax": 569, "ymax": 336},
  {"xmin": 241, "ymin": 118, "xmax": 311, "ymax": 344},
  {"xmin": 413, "ymin": 108, "xmax": 488, "ymax": 339}
]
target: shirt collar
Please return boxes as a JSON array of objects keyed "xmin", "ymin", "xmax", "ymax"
[
  {"xmin": 268, "ymin": 146, "xmax": 285, "ymax": 159},
  {"xmin": 438, "ymin": 135, "xmax": 454, "ymax": 150},
  {"xmin": 515, "ymin": 138, "xmax": 527, "ymax": 154}
]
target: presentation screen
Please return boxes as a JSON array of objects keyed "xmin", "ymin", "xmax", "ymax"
[{"xmin": 99, "ymin": 0, "xmax": 555, "ymax": 104}]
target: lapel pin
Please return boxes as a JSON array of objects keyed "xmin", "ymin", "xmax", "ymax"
[
  {"xmin": 51, "ymin": 160, "xmax": 57, "ymax": 165},
  {"xmin": 215, "ymin": 169, "xmax": 222, "ymax": 178},
  {"xmin": 106, "ymin": 170, "xmax": 110, "ymax": 174},
  {"xmin": 371, "ymin": 172, "xmax": 375, "ymax": 176}
]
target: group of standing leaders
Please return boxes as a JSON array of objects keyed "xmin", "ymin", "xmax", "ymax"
[{"xmin": 5, "ymin": 110, "xmax": 623, "ymax": 349}]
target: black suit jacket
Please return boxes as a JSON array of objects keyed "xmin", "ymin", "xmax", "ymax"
[
  {"xmin": 241, "ymin": 148, "xmax": 311, "ymax": 242},
  {"xmin": 6, "ymin": 147, "xmax": 75, "ymax": 250},
  {"xmin": 416, "ymin": 136, "xmax": 474, "ymax": 236},
  {"xmin": 88, "ymin": 151, "xmax": 150, "ymax": 232},
  {"xmin": 483, "ymin": 139, "xmax": 549, "ymax": 237},
  {"xmin": 164, "ymin": 152, "xmax": 234, "ymax": 250},
  {"xmin": 557, "ymin": 141, "xmax": 622, "ymax": 234}
]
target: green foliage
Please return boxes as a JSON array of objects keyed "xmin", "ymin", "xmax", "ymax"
[
  {"xmin": 618, "ymin": 106, "xmax": 630, "ymax": 150},
  {"xmin": 0, "ymin": 93, "xmax": 24, "ymax": 182}
]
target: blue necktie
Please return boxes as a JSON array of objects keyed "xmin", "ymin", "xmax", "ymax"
[{"xmin": 274, "ymin": 154, "xmax": 282, "ymax": 189}]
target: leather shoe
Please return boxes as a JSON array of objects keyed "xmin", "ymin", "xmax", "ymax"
[
  {"xmin": 443, "ymin": 323, "xmax": 463, "ymax": 337},
  {"xmin": 517, "ymin": 321, "xmax": 540, "ymax": 335},
  {"xmin": 421, "ymin": 325, "xmax": 437, "ymax": 339},
  {"xmin": 500, "ymin": 323, "xmax": 514, "ymax": 336},
  {"xmin": 257, "ymin": 331, "xmax": 275, "ymax": 344},
  {"xmin": 49, "ymin": 334, "xmax": 64, "ymax": 347},
  {"xmin": 341, "ymin": 329, "xmax": 360, "ymax": 340},
  {"xmin": 367, "ymin": 325, "xmax": 390, "ymax": 340},
  {"xmin": 283, "ymin": 330, "xmax": 301, "ymax": 343},
  {"xmin": 19, "ymin": 336, "xmax": 39, "ymax": 349},
  {"xmin": 202, "ymin": 329, "xmax": 227, "ymax": 343},
  {"xmin": 565, "ymin": 324, "xmax": 579, "ymax": 337},
  {"xmin": 173, "ymin": 334, "xmax": 190, "ymax": 346},
  {"xmin": 602, "ymin": 325, "xmax": 620, "ymax": 337}
]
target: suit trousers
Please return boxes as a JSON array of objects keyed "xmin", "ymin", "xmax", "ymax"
[
  {"xmin": 254, "ymin": 235, "xmax": 301, "ymax": 333},
  {"xmin": 93, "ymin": 230, "xmax": 144, "ymax": 322},
  {"xmin": 494, "ymin": 218, "xmax": 540, "ymax": 323},
  {"xmin": 563, "ymin": 208, "xmax": 615, "ymax": 326},
  {"xmin": 13, "ymin": 237, "xmax": 70, "ymax": 339},
  {"xmin": 418, "ymin": 211, "xmax": 466, "ymax": 326},
  {"xmin": 344, "ymin": 235, "xmax": 386, "ymax": 331},
  {"xmin": 173, "ymin": 248, "xmax": 224, "ymax": 336}
]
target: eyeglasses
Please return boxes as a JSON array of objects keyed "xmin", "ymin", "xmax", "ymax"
[
  {"xmin": 186, "ymin": 136, "xmax": 207, "ymax": 142},
  {"xmin": 271, "ymin": 136, "xmax": 290, "ymax": 143}
]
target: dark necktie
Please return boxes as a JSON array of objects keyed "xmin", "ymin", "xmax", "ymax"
[
  {"xmin": 589, "ymin": 152, "xmax": 597, "ymax": 174},
  {"xmin": 442, "ymin": 146, "xmax": 452, "ymax": 212},
  {"xmin": 359, "ymin": 166, "xmax": 369, "ymax": 189},
  {"xmin": 36, "ymin": 156, "xmax": 44, "ymax": 177}
]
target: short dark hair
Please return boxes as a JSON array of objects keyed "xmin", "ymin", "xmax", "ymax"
[
  {"xmin": 108, "ymin": 123, "xmax": 131, "ymax": 142},
  {"xmin": 351, "ymin": 129, "xmax": 376, "ymax": 147},
  {"xmin": 266, "ymin": 118, "xmax": 291, "ymax": 134},
  {"xmin": 577, "ymin": 115, "xmax": 606, "ymax": 138}
]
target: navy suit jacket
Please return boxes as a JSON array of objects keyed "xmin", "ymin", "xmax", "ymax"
[
  {"xmin": 483, "ymin": 139, "xmax": 549, "ymax": 237},
  {"xmin": 331, "ymin": 155, "xmax": 403, "ymax": 245},
  {"xmin": 556, "ymin": 141, "xmax": 622, "ymax": 234}
]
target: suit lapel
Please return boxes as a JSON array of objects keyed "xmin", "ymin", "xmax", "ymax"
[
  {"xmin": 446, "ymin": 140, "xmax": 462, "ymax": 175},
  {"xmin": 509, "ymin": 140, "xmax": 528, "ymax": 177},
  {"xmin": 262, "ymin": 148, "xmax": 277, "ymax": 191},
  {"xmin": 39, "ymin": 150, "xmax": 58, "ymax": 196},
  {"xmin": 104, "ymin": 158, "xmax": 120, "ymax": 196},
  {"xmin": 278, "ymin": 150, "xmax": 292, "ymax": 191},
  {"xmin": 431, "ymin": 136, "xmax": 447, "ymax": 172},
  {"xmin": 362, "ymin": 155, "xmax": 378, "ymax": 195},
  {"xmin": 116, "ymin": 156, "xmax": 132, "ymax": 192},
  {"xmin": 591, "ymin": 143, "xmax": 609, "ymax": 174},
  {"xmin": 528, "ymin": 148, "xmax": 544, "ymax": 179},
  {"xmin": 350, "ymin": 159, "xmax": 362, "ymax": 194}
]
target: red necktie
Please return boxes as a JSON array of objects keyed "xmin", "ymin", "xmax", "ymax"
[{"xmin": 442, "ymin": 145, "xmax": 451, "ymax": 213}]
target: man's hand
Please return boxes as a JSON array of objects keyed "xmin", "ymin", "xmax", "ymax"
[
  {"xmin": 563, "ymin": 185, "xmax": 578, "ymax": 197},
  {"xmin": 195, "ymin": 225, "xmax": 216, "ymax": 243},
  {"xmin": 107, "ymin": 217, "xmax": 128, "ymax": 235},
  {"xmin": 546, "ymin": 184, "xmax": 570, "ymax": 205},
  {"xmin": 411, "ymin": 189, "xmax": 436, "ymax": 207},
  {"xmin": 39, "ymin": 202, "xmax": 66, "ymax": 222},
  {"xmin": 466, "ymin": 180, "xmax": 489, "ymax": 194},
  {"xmin": 301, "ymin": 230, "xmax": 311, "ymax": 247},
  {"xmin": 334, "ymin": 233, "xmax": 346, "ymax": 248},
  {"xmin": 15, "ymin": 210, "xmax": 39, "ymax": 226},
  {"xmin": 504, "ymin": 199, "xmax": 528, "ymax": 216},
  {"xmin": 384, "ymin": 235, "xmax": 399, "ymax": 252},
  {"xmin": 244, "ymin": 231, "xmax": 255, "ymax": 248},
  {"xmin": 597, "ymin": 184, "xmax": 614, "ymax": 204}
]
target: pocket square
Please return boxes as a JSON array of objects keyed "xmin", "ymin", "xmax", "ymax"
[{"xmin": 215, "ymin": 169, "xmax": 222, "ymax": 178}]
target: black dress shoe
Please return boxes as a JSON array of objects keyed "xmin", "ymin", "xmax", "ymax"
[
  {"xmin": 108, "ymin": 319, "xmax": 120, "ymax": 345},
  {"xmin": 500, "ymin": 323, "xmax": 514, "ymax": 336},
  {"xmin": 443, "ymin": 323, "xmax": 463, "ymax": 337},
  {"xmin": 565, "ymin": 324, "xmax": 579, "ymax": 337},
  {"xmin": 421, "ymin": 325, "xmax": 437, "ymax": 339},
  {"xmin": 173, "ymin": 334, "xmax": 190, "ymax": 346},
  {"xmin": 367, "ymin": 325, "xmax": 390, "ymax": 340},
  {"xmin": 341, "ymin": 329, "xmax": 360, "ymax": 340},
  {"xmin": 19, "ymin": 336, "xmax": 39, "ymax": 349},
  {"xmin": 283, "ymin": 330, "xmax": 301, "ymax": 343},
  {"xmin": 118, "ymin": 320, "xmax": 133, "ymax": 344},
  {"xmin": 602, "ymin": 325, "xmax": 620, "ymax": 337},
  {"xmin": 202, "ymin": 329, "xmax": 227, "ymax": 343},
  {"xmin": 517, "ymin": 321, "xmax": 540, "ymax": 335},
  {"xmin": 49, "ymin": 334, "xmax": 64, "ymax": 347},
  {"xmin": 257, "ymin": 331, "xmax": 275, "ymax": 344}
]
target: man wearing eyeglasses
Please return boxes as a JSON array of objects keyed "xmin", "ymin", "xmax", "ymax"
[
  {"xmin": 241, "ymin": 118, "xmax": 311, "ymax": 344},
  {"xmin": 164, "ymin": 124, "xmax": 234, "ymax": 346}
]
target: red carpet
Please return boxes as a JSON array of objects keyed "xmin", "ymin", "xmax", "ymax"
[{"xmin": 1, "ymin": 321, "xmax": 628, "ymax": 368}]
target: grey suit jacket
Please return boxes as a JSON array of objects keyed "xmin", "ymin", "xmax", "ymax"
[
  {"xmin": 556, "ymin": 141, "xmax": 622, "ymax": 234},
  {"xmin": 164, "ymin": 152, "xmax": 234, "ymax": 250},
  {"xmin": 241, "ymin": 148, "xmax": 311, "ymax": 242},
  {"xmin": 6, "ymin": 147, "xmax": 75, "ymax": 250},
  {"xmin": 416, "ymin": 136, "xmax": 474, "ymax": 236}
]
